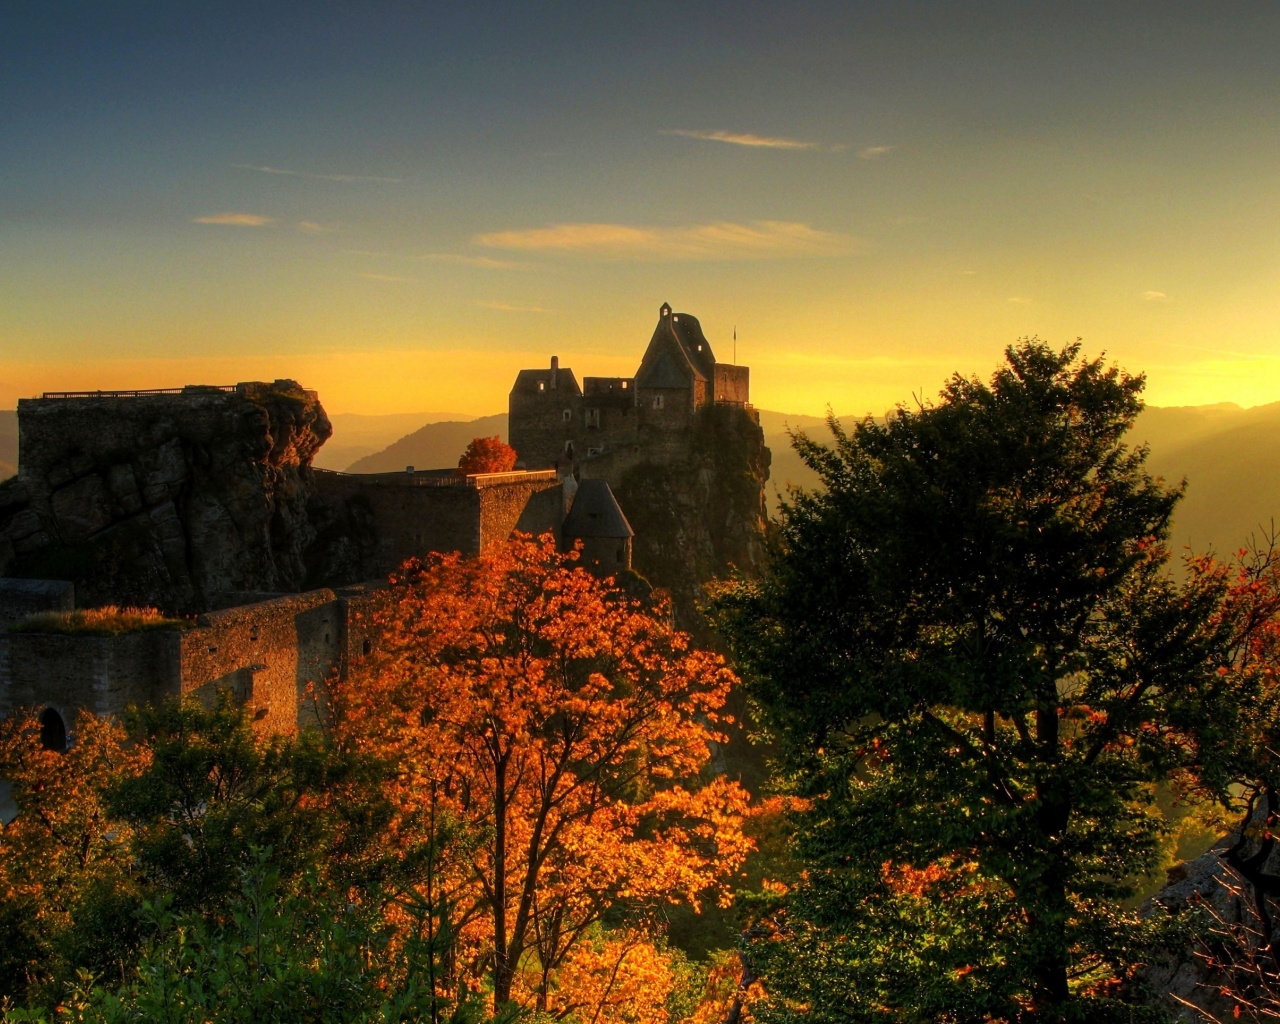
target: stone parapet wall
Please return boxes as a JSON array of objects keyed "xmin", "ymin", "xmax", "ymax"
[
  {"xmin": 310, "ymin": 469, "xmax": 564, "ymax": 581},
  {"xmin": 476, "ymin": 476, "xmax": 563, "ymax": 549}
]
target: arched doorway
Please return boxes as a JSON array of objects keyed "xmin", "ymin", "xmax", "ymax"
[{"xmin": 39, "ymin": 707, "xmax": 67, "ymax": 753}]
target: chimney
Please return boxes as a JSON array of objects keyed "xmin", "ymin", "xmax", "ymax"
[{"xmin": 550, "ymin": 355, "xmax": 559, "ymax": 390}]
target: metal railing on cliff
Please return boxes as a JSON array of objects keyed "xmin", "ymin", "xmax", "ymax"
[{"xmin": 40, "ymin": 385, "xmax": 238, "ymax": 399}]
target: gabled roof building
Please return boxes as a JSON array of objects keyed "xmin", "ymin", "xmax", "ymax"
[{"xmin": 508, "ymin": 302, "xmax": 752, "ymax": 474}]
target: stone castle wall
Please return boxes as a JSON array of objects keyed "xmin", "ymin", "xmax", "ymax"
[
  {"xmin": 713, "ymin": 365, "xmax": 750, "ymax": 405},
  {"xmin": 0, "ymin": 584, "xmax": 382, "ymax": 737},
  {"xmin": 310, "ymin": 469, "xmax": 563, "ymax": 582},
  {"xmin": 0, "ymin": 630, "xmax": 180, "ymax": 739},
  {"xmin": 0, "ymin": 578, "xmax": 74, "ymax": 627}
]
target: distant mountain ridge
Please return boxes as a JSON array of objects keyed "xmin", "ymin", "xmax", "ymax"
[{"xmin": 343, "ymin": 414, "xmax": 508, "ymax": 474}]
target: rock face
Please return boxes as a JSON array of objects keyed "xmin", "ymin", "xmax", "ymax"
[
  {"xmin": 602, "ymin": 404, "xmax": 771, "ymax": 634},
  {"xmin": 0, "ymin": 382, "xmax": 330, "ymax": 612},
  {"xmin": 1138, "ymin": 795, "xmax": 1280, "ymax": 1021}
]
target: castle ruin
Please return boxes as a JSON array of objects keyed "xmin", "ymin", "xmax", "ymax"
[{"xmin": 0, "ymin": 302, "xmax": 766, "ymax": 765}]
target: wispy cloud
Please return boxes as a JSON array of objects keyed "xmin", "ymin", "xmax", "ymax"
[
  {"xmin": 233, "ymin": 163, "xmax": 401, "ymax": 184},
  {"xmin": 193, "ymin": 212, "xmax": 274, "ymax": 226},
  {"xmin": 476, "ymin": 301, "xmax": 554, "ymax": 313},
  {"xmin": 359, "ymin": 273, "xmax": 413, "ymax": 283},
  {"xmin": 1007, "ymin": 296, "xmax": 1032, "ymax": 305},
  {"xmin": 859, "ymin": 145, "xmax": 894, "ymax": 160},
  {"xmin": 663, "ymin": 129, "xmax": 820, "ymax": 151},
  {"xmin": 475, "ymin": 220, "xmax": 858, "ymax": 261},
  {"xmin": 417, "ymin": 253, "xmax": 523, "ymax": 270},
  {"xmin": 298, "ymin": 221, "xmax": 329, "ymax": 234},
  {"xmin": 1141, "ymin": 290, "xmax": 1168, "ymax": 301}
]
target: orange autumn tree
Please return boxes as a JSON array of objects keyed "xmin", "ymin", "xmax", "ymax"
[
  {"xmin": 0, "ymin": 710, "xmax": 144, "ymax": 996},
  {"xmin": 332, "ymin": 535, "xmax": 752, "ymax": 1012},
  {"xmin": 457, "ymin": 435, "xmax": 517, "ymax": 475}
]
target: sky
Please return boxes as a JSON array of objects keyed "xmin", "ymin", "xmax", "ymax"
[{"xmin": 3, "ymin": 1, "xmax": 1279, "ymax": 418}]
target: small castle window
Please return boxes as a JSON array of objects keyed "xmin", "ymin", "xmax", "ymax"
[
  {"xmin": 562, "ymin": 409, "xmax": 571, "ymax": 423},
  {"xmin": 361, "ymin": 638, "xmax": 372, "ymax": 657},
  {"xmin": 673, "ymin": 315, "xmax": 679, "ymax": 322},
  {"xmin": 697, "ymin": 344, "xmax": 702, "ymax": 352},
  {"xmin": 587, "ymin": 446, "xmax": 603, "ymax": 457},
  {"xmin": 537, "ymin": 381, "xmax": 545, "ymax": 392},
  {"xmin": 585, "ymin": 409, "xmax": 600, "ymax": 429},
  {"xmin": 621, "ymin": 381, "xmax": 628, "ymax": 389},
  {"xmin": 652, "ymin": 395, "xmax": 664, "ymax": 410}
]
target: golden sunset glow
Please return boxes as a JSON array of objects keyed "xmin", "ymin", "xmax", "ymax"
[{"xmin": 2, "ymin": 5, "xmax": 1278, "ymax": 418}]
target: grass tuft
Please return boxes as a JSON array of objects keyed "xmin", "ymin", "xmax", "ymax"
[{"xmin": 9, "ymin": 605, "xmax": 191, "ymax": 635}]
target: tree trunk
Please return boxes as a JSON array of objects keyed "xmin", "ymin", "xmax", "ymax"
[
  {"xmin": 492, "ymin": 752, "xmax": 512, "ymax": 1005},
  {"xmin": 1033, "ymin": 699, "xmax": 1072, "ymax": 1009}
]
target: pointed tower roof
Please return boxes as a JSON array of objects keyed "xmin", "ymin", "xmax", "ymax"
[
  {"xmin": 563, "ymin": 479, "xmax": 635, "ymax": 539},
  {"xmin": 635, "ymin": 301, "xmax": 716, "ymax": 388}
]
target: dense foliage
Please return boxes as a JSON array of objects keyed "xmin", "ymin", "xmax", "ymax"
[
  {"xmin": 712, "ymin": 341, "xmax": 1241, "ymax": 1022},
  {"xmin": 9, "ymin": 342, "xmax": 1280, "ymax": 1022},
  {"xmin": 332, "ymin": 535, "xmax": 753, "ymax": 1011},
  {"xmin": 0, "ymin": 539, "xmax": 748, "ymax": 1023}
]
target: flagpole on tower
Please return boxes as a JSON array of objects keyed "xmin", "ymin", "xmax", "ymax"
[{"xmin": 733, "ymin": 325, "xmax": 737, "ymax": 364}]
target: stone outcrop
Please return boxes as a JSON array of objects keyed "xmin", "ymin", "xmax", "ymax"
[
  {"xmin": 0, "ymin": 382, "xmax": 330, "ymax": 612},
  {"xmin": 601, "ymin": 404, "xmax": 770, "ymax": 634},
  {"xmin": 1137, "ymin": 795, "xmax": 1280, "ymax": 1021}
]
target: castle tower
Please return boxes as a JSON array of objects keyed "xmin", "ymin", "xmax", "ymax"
[{"xmin": 562, "ymin": 478, "xmax": 634, "ymax": 573}]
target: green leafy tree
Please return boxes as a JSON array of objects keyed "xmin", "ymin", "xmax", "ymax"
[
  {"xmin": 712, "ymin": 341, "xmax": 1233, "ymax": 1022},
  {"xmin": 2, "ymin": 849, "xmax": 503, "ymax": 1024},
  {"xmin": 106, "ymin": 695, "xmax": 388, "ymax": 918},
  {"xmin": 0, "ymin": 696, "xmax": 394, "ymax": 1012}
]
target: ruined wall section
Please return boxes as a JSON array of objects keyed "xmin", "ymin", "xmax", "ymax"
[
  {"xmin": 0, "ymin": 578, "xmax": 74, "ymax": 629},
  {"xmin": 309, "ymin": 471, "xmax": 480, "ymax": 582},
  {"xmin": 476, "ymin": 475, "xmax": 564, "ymax": 549},
  {"xmin": 712, "ymin": 365, "xmax": 750, "ymax": 405},
  {"xmin": 1, "ymin": 585, "xmax": 383, "ymax": 737},
  {"xmin": 308, "ymin": 470, "xmax": 563, "ymax": 582},
  {"xmin": 179, "ymin": 589, "xmax": 344, "ymax": 735},
  {"xmin": 0, "ymin": 630, "xmax": 181, "ymax": 731},
  {"xmin": 0, "ymin": 382, "xmax": 331, "ymax": 613}
]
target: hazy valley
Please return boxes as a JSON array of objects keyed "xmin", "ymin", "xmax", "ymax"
[{"xmin": 294, "ymin": 399, "xmax": 1280, "ymax": 563}]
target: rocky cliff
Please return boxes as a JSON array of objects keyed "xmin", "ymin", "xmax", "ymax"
[
  {"xmin": 0, "ymin": 382, "xmax": 330, "ymax": 612},
  {"xmin": 605, "ymin": 404, "xmax": 771, "ymax": 635},
  {"xmin": 1137, "ymin": 795, "xmax": 1280, "ymax": 1021}
]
